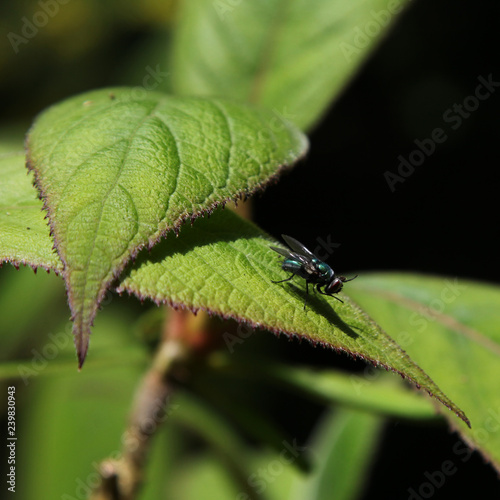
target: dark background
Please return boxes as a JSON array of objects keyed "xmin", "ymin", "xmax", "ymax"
[
  {"xmin": 1, "ymin": 0, "xmax": 499, "ymax": 498},
  {"xmin": 256, "ymin": 3, "xmax": 500, "ymax": 286}
]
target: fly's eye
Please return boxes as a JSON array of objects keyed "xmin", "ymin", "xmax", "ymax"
[{"xmin": 326, "ymin": 278, "xmax": 343, "ymax": 294}]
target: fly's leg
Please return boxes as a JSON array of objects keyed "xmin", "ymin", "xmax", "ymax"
[
  {"xmin": 317, "ymin": 287, "xmax": 344, "ymax": 303},
  {"xmin": 303, "ymin": 281, "xmax": 310, "ymax": 311},
  {"xmin": 271, "ymin": 274, "xmax": 295, "ymax": 284}
]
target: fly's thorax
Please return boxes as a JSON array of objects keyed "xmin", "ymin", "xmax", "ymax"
[{"xmin": 313, "ymin": 258, "xmax": 334, "ymax": 280}]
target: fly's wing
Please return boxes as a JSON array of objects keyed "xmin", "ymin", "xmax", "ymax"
[
  {"xmin": 282, "ymin": 235, "xmax": 326, "ymax": 279},
  {"xmin": 270, "ymin": 246, "xmax": 293, "ymax": 259},
  {"xmin": 270, "ymin": 243, "xmax": 310, "ymax": 265},
  {"xmin": 281, "ymin": 235, "xmax": 316, "ymax": 260}
]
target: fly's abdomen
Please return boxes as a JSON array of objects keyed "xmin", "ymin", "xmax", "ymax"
[{"xmin": 282, "ymin": 259, "xmax": 303, "ymax": 275}]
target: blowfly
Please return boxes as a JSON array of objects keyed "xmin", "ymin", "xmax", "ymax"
[{"xmin": 270, "ymin": 235, "xmax": 357, "ymax": 310}]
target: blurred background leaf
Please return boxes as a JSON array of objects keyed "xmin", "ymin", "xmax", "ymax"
[
  {"xmin": 348, "ymin": 273, "xmax": 500, "ymax": 471},
  {"xmin": 170, "ymin": 0, "xmax": 411, "ymax": 131},
  {"xmin": 290, "ymin": 408, "xmax": 384, "ymax": 500}
]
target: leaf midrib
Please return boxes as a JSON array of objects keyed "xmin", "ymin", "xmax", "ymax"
[{"xmin": 75, "ymin": 100, "xmax": 162, "ymax": 329}]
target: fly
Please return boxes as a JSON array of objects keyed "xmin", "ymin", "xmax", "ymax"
[{"xmin": 270, "ymin": 234, "xmax": 357, "ymax": 310}]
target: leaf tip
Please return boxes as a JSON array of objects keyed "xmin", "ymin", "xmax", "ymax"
[
  {"xmin": 462, "ymin": 413, "xmax": 472, "ymax": 429},
  {"xmin": 77, "ymin": 347, "xmax": 87, "ymax": 370},
  {"xmin": 74, "ymin": 326, "xmax": 90, "ymax": 370}
]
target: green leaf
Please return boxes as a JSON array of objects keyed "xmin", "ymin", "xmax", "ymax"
[
  {"xmin": 291, "ymin": 408, "xmax": 383, "ymax": 500},
  {"xmin": 119, "ymin": 209, "xmax": 469, "ymax": 427},
  {"xmin": 0, "ymin": 151, "xmax": 62, "ymax": 271},
  {"xmin": 170, "ymin": 0, "xmax": 410, "ymax": 130},
  {"xmin": 348, "ymin": 273, "xmax": 500, "ymax": 471},
  {"xmin": 167, "ymin": 454, "xmax": 242, "ymax": 500},
  {"xmin": 26, "ymin": 87, "xmax": 307, "ymax": 367}
]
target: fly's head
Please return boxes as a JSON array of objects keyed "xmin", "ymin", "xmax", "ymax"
[
  {"xmin": 324, "ymin": 274, "xmax": 358, "ymax": 295},
  {"xmin": 324, "ymin": 276, "xmax": 344, "ymax": 294}
]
